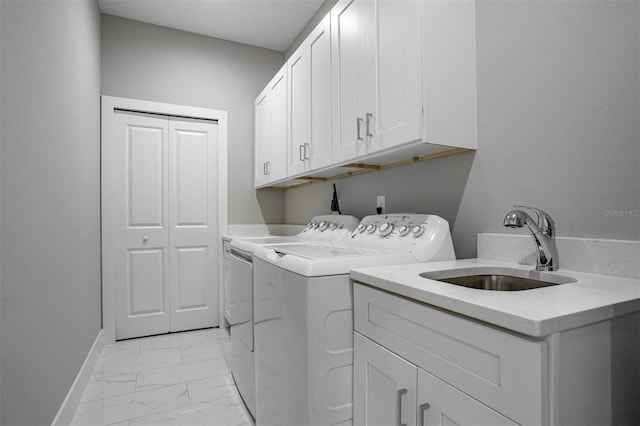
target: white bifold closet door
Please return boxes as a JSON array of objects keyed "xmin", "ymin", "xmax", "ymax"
[{"xmin": 114, "ymin": 111, "xmax": 218, "ymax": 340}]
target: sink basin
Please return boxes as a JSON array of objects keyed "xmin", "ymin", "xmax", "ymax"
[{"xmin": 419, "ymin": 267, "xmax": 577, "ymax": 291}]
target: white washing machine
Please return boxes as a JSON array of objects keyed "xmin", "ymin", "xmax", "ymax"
[
  {"xmin": 252, "ymin": 214, "xmax": 456, "ymax": 426},
  {"xmin": 227, "ymin": 215, "xmax": 360, "ymax": 419}
]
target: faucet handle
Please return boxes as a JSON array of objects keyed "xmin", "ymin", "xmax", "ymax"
[{"xmin": 513, "ymin": 205, "xmax": 555, "ymax": 234}]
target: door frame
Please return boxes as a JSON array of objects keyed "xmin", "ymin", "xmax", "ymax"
[{"xmin": 101, "ymin": 96, "xmax": 228, "ymax": 344}]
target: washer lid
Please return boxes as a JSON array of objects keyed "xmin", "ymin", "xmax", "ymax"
[
  {"xmin": 264, "ymin": 243, "xmax": 391, "ymax": 260},
  {"xmin": 254, "ymin": 244, "xmax": 416, "ymax": 277},
  {"xmin": 230, "ymin": 236, "xmax": 303, "ymax": 254}
]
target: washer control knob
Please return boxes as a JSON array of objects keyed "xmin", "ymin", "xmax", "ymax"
[
  {"xmin": 412, "ymin": 225, "xmax": 425, "ymax": 238},
  {"xmin": 318, "ymin": 221, "xmax": 329, "ymax": 231},
  {"xmin": 398, "ymin": 225, "xmax": 411, "ymax": 237},
  {"xmin": 366, "ymin": 224, "xmax": 377, "ymax": 234},
  {"xmin": 328, "ymin": 222, "xmax": 337, "ymax": 230},
  {"xmin": 356, "ymin": 224, "xmax": 366, "ymax": 233},
  {"xmin": 379, "ymin": 223, "xmax": 394, "ymax": 237}
]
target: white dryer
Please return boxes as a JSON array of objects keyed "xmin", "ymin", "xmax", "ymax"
[
  {"xmin": 252, "ymin": 214, "xmax": 455, "ymax": 426},
  {"xmin": 227, "ymin": 215, "xmax": 359, "ymax": 419}
]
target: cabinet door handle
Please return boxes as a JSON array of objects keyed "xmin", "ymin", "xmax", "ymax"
[
  {"xmin": 304, "ymin": 143, "xmax": 310, "ymax": 160},
  {"xmin": 263, "ymin": 162, "xmax": 267, "ymax": 175},
  {"xmin": 397, "ymin": 388, "xmax": 407, "ymax": 426},
  {"xmin": 299, "ymin": 144, "xmax": 305, "ymax": 161},
  {"xmin": 366, "ymin": 112, "xmax": 373, "ymax": 137},
  {"xmin": 356, "ymin": 117, "xmax": 364, "ymax": 141},
  {"xmin": 418, "ymin": 402, "xmax": 431, "ymax": 426}
]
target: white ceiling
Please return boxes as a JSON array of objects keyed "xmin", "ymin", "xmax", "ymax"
[{"xmin": 98, "ymin": 0, "xmax": 326, "ymax": 52}]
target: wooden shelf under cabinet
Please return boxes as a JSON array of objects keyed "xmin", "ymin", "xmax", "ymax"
[{"xmin": 259, "ymin": 147, "xmax": 472, "ymax": 190}]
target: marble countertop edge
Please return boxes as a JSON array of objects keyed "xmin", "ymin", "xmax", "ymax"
[{"xmin": 350, "ymin": 259, "xmax": 640, "ymax": 338}]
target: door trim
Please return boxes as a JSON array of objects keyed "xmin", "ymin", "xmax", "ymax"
[{"xmin": 101, "ymin": 96, "xmax": 228, "ymax": 344}]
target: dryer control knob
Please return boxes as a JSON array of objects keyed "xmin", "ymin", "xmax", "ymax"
[
  {"xmin": 412, "ymin": 225, "xmax": 425, "ymax": 238},
  {"xmin": 356, "ymin": 224, "xmax": 366, "ymax": 233},
  {"xmin": 366, "ymin": 224, "xmax": 377, "ymax": 234},
  {"xmin": 318, "ymin": 221, "xmax": 329, "ymax": 231},
  {"xmin": 398, "ymin": 225, "xmax": 411, "ymax": 237},
  {"xmin": 379, "ymin": 223, "xmax": 394, "ymax": 237},
  {"xmin": 328, "ymin": 222, "xmax": 337, "ymax": 230}
]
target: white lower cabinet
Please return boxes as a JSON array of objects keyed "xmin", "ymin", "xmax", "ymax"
[
  {"xmin": 353, "ymin": 283, "xmax": 545, "ymax": 426},
  {"xmin": 355, "ymin": 333, "xmax": 518, "ymax": 426},
  {"xmin": 353, "ymin": 283, "xmax": 640, "ymax": 426}
]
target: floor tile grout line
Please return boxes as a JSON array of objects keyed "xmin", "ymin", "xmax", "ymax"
[
  {"xmin": 122, "ymin": 387, "xmax": 248, "ymax": 424},
  {"xmin": 125, "ymin": 396, "xmax": 253, "ymax": 425},
  {"xmin": 131, "ymin": 354, "xmax": 231, "ymax": 378},
  {"xmin": 121, "ymin": 384, "xmax": 192, "ymax": 425},
  {"xmin": 72, "ymin": 329, "xmax": 244, "ymax": 426}
]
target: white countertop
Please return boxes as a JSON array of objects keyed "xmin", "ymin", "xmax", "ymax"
[{"xmin": 350, "ymin": 259, "xmax": 640, "ymax": 337}]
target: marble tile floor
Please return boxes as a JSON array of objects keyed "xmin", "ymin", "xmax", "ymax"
[{"xmin": 70, "ymin": 328, "xmax": 254, "ymax": 426}]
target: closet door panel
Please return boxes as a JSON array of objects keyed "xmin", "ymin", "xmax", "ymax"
[
  {"xmin": 115, "ymin": 112, "xmax": 171, "ymax": 340},
  {"xmin": 169, "ymin": 118, "xmax": 219, "ymax": 332}
]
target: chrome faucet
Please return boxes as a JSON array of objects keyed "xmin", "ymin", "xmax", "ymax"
[{"xmin": 503, "ymin": 205, "xmax": 558, "ymax": 271}]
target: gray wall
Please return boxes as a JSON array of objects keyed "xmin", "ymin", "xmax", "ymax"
[
  {"xmin": 284, "ymin": 0, "xmax": 640, "ymax": 259},
  {"xmin": 0, "ymin": 1, "xmax": 102, "ymax": 424},
  {"xmin": 101, "ymin": 15, "xmax": 286, "ymax": 225}
]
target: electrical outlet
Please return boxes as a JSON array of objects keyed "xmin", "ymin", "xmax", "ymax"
[{"xmin": 376, "ymin": 196, "xmax": 385, "ymax": 214}]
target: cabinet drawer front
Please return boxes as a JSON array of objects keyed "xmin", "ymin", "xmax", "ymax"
[{"xmin": 354, "ymin": 283, "xmax": 546, "ymax": 425}]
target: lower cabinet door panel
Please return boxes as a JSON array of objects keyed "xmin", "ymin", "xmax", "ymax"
[
  {"xmin": 418, "ymin": 368, "xmax": 519, "ymax": 426},
  {"xmin": 354, "ymin": 332, "xmax": 418, "ymax": 426}
]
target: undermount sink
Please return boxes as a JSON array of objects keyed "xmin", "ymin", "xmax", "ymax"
[{"xmin": 420, "ymin": 267, "xmax": 577, "ymax": 291}]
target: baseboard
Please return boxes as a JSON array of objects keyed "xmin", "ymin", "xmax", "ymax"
[{"xmin": 51, "ymin": 329, "xmax": 104, "ymax": 426}]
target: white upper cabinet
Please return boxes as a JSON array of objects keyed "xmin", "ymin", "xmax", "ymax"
[
  {"xmin": 331, "ymin": 0, "xmax": 375, "ymax": 162},
  {"xmin": 255, "ymin": 65, "xmax": 288, "ymax": 188},
  {"xmin": 255, "ymin": 0, "xmax": 478, "ymax": 188},
  {"xmin": 374, "ymin": 0, "xmax": 423, "ymax": 152},
  {"xmin": 287, "ymin": 15, "xmax": 333, "ymax": 178},
  {"xmin": 331, "ymin": 0, "xmax": 423, "ymax": 163},
  {"xmin": 422, "ymin": 0, "xmax": 477, "ymax": 150},
  {"xmin": 286, "ymin": 42, "xmax": 310, "ymax": 178}
]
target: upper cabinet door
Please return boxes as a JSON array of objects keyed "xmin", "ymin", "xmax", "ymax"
[
  {"xmin": 332, "ymin": 0, "xmax": 422, "ymax": 163},
  {"xmin": 372, "ymin": 0, "xmax": 422, "ymax": 152},
  {"xmin": 268, "ymin": 67, "xmax": 288, "ymax": 182},
  {"xmin": 422, "ymin": 0, "xmax": 477, "ymax": 150},
  {"xmin": 287, "ymin": 42, "xmax": 311, "ymax": 177},
  {"xmin": 307, "ymin": 15, "xmax": 333, "ymax": 170},
  {"xmin": 287, "ymin": 14, "xmax": 333, "ymax": 179},
  {"xmin": 254, "ymin": 87, "xmax": 271, "ymax": 188},
  {"xmin": 255, "ymin": 65, "xmax": 288, "ymax": 188},
  {"xmin": 331, "ymin": 0, "xmax": 373, "ymax": 163}
]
